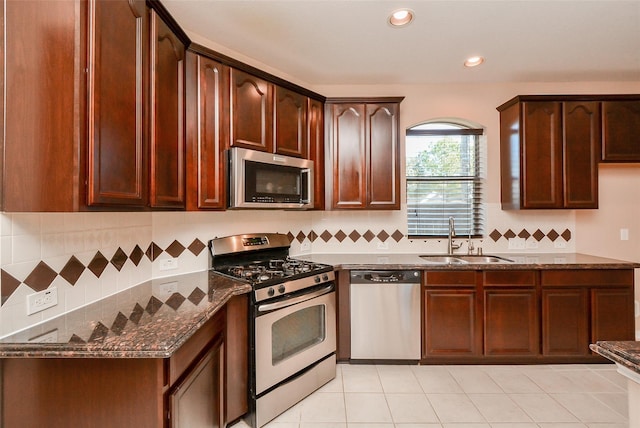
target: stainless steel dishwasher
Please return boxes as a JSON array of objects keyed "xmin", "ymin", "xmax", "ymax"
[{"xmin": 350, "ymin": 270, "xmax": 421, "ymax": 360}]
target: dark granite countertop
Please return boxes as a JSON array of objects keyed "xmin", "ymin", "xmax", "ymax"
[
  {"xmin": 0, "ymin": 270, "xmax": 251, "ymax": 358},
  {"xmin": 295, "ymin": 252, "xmax": 640, "ymax": 270},
  {"xmin": 590, "ymin": 341, "xmax": 640, "ymax": 377}
]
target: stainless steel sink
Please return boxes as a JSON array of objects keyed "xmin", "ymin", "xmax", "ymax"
[
  {"xmin": 419, "ymin": 254, "xmax": 514, "ymax": 264},
  {"xmin": 455, "ymin": 255, "xmax": 514, "ymax": 263},
  {"xmin": 419, "ymin": 255, "xmax": 468, "ymax": 264}
]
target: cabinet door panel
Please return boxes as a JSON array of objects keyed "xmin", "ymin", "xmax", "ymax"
[
  {"xmin": 542, "ymin": 288, "xmax": 589, "ymax": 356},
  {"xmin": 521, "ymin": 102, "xmax": 563, "ymax": 208},
  {"xmin": 150, "ymin": 11, "xmax": 185, "ymax": 208},
  {"xmin": 185, "ymin": 53, "xmax": 228, "ymax": 210},
  {"xmin": 274, "ymin": 87, "xmax": 307, "ymax": 158},
  {"xmin": 601, "ymin": 100, "xmax": 640, "ymax": 161},
  {"xmin": 367, "ymin": 103, "xmax": 399, "ymax": 209},
  {"xmin": 484, "ymin": 289, "xmax": 538, "ymax": 356},
  {"xmin": 88, "ymin": 0, "xmax": 148, "ymax": 206},
  {"xmin": 424, "ymin": 289, "xmax": 481, "ymax": 356},
  {"xmin": 563, "ymin": 101, "xmax": 599, "ymax": 208},
  {"xmin": 591, "ymin": 288, "xmax": 634, "ymax": 343},
  {"xmin": 331, "ymin": 104, "xmax": 366, "ymax": 208},
  {"xmin": 230, "ymin": 69, "xmax": 273, "ymax": 152}
]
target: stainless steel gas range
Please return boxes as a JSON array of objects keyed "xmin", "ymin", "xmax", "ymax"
[{"xmin": 208, "ymin": 233, "xmax": 336, "ymax": 428}]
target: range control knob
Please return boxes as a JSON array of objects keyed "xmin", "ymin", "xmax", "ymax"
[
  {"xmin": 314, "ymin": 276, "xmax": 321, "ymax": 283},
  {"xmin": 267, "ymin": 288, "xmax": 275, "ymax": 297},
  {"xmin": 322, "ymin": 274, "xmax": 329, "ymax": 281},
  {"xmin": 278, "ymin": 285, "xmax": 286, "ymax": 294}
]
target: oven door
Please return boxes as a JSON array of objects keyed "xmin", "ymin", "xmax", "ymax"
[{"xmin": 254, "ymin": 283, "xmax": 336, "ymax": 395}]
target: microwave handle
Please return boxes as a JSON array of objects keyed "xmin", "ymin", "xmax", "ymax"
[{"xmin": 301, "ymin": 168, "xmax": 313, "ymax": 205}]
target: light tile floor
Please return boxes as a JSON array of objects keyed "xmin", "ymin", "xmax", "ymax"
[{"xmin": 233, "ymin": 363, "xmax": 630, "ymax": 428}]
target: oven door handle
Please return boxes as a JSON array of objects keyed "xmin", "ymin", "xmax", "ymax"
[{"xmin": 257, "ymin": 284, "xmax": 334, "ymax": 313}]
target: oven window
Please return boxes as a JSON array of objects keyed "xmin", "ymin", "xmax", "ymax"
[{"xmin": 272, "ymin": 305, "xmax": 325, "ymax": 365}]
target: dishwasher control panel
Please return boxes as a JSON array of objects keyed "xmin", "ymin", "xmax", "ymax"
[{"xmin": 350, "ymin": 270, "xmax": 421, "ymax": 283}]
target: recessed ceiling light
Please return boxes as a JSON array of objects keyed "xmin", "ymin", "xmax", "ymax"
[
  {"xmin": 389, "ymin": 8, "xmax": 414, "ymax": 27},
  {"xmin": 464, "ymin": 56, "xmax": 485, "ymax": 67}
]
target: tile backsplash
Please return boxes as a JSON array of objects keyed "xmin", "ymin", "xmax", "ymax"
[{"xmin": 0, "ymin": 205, "xmax": 575, "ymax": 337}]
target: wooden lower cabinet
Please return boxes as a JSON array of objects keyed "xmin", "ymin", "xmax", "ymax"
[
  {"xmin": 0, "ymin": 298, "xmax": 248, "ymax": 428},
  {"xmin": 423, "ymin": 271, "xmax": 482, "ymax": 358},
  {"xmin": 542, "ymin": 288, "xmax": 589, "ymax": 356},
  {"xmin": 591, "ymin": 287, "xmax": 635, "ymax": 343}
]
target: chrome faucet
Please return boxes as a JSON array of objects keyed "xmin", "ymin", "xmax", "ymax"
[{"xmin": 448, "ymin": 217, "xmax": 462, "ymax": 255}]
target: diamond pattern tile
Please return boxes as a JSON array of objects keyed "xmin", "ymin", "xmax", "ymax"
[
  {"xmin": 518, "ymin": 229, "xmax": 531, "ymax": 239},
  {"xmin": 503, "ymin": 229, "xmax": 516, "ymax": 239},
  {"xmin": 129, "ymin": 303, "xmax": 145, "ymax": 325},
  {"xmin": 533, "ymin": 229, "xmax": 546, "ymax": 241},
  {"xmin": 110, "ymin": 248, "xmax": 128, "ymax": 272},
  {"xmin": 377, "ymin": 230, "xmax": 390, "ymax": 242},
  {"xmin": 286, "ymin": 232, "xmax": 295, "ymax": 243},
  {"xmin": 88, "ymin": 322, "xmax": 109, "ymax": 343},
  {"xmin": 146, "ymin": 242, "xmax": 163, "ymax": 262},
  {"xmin": 129, "ymin": 245, "xmax": 144, "ymax": 266},
  {"xmin": 60, "ymin": 256, "xmax": 85, "ymax": 285},
  {"xmin": 308, "ymin": 230, "xmax": 318, "ymax": 242},
  {"xmin": 349, "ymin": 230, "xmax": 361, "ymax": 242},
  {"xmin": 320, "ymin": 230, "xmax": 333, "ymax": 242},
  {"xmin": 145, "ymin": 296, "xmax": 163, "ymax": 316},
  {"xmin": 547, "ymin": 229, "xmax": 559, "ymax": 242},
  {"xmin": 296, "ymin": 231, "xmax": 306, "ymax": 243},
  {"xmin": 165, "ymin": 240, "xmax": 186, "ymax": 258},
  {"xmin": 110, "ymin": 312, "xmax": 129, "ymax": 336},
  {"xmin": 363, "ymin": 230, "xmax": 375, "ymax": 242},
  {"xmin": 561, "ymin": 229, "xmax": 572, "ymax": 241},
  {"xmin": 1, "ymin": 270, "xmax": 21, "ymax": 305},
  {"xmin": 187, "ymin": 239, "xmax": 206, "ymax": 256},
  {"xmin": 489, "ymin": 229, "xmax": 502, "ymax": 242},
  {"xmin": 334, "ymin": 230, "xmax": 347, "ymax": 242},
  {"xmin": 391, "ymin": 230, "xmax": 404, "ymax": 242},
  {"xmin": 87, "ymin": 252, "xmax": 109, "ymax": 278},
  {"xmin": 24, "ymin": 261, "xmax": 58, "ymax": 292}
]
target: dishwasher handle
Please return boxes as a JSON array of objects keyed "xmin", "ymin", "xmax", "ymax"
[{"xmin": 350, "ymin": 270, "xmax": 421, "ymax": 284}]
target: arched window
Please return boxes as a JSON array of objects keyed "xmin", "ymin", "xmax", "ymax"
[{"xmin": 406, "ymin": 121, "xmax": 485, "ymax": 237}]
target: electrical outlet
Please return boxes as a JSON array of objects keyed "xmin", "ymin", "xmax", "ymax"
[
  {"xmin": 26, "ymin": 287, "xmax": 58, "ymax": 315},
  {"xmin": 621, "ymin": 228, "xmax": 629, "ymax": 241},
  {"xmin": 554, "ymin": 240, "xmax": 567, "ymax": 249},
  {"xmin": 508, "ymin": 237, "xmax": 526, "ymax": 250},
  {"xmin": 525, "ymin": 239, "xmax": 539, "ymax": 249},
  {"xmin": 377, "ymin": 241, "xmax": 389, "ymax": 250},
  {"xmin": 300, "ymin": 242, "xmax": 311, "ymax": 251},
  {"xmin": 159, "ymin": 258, "xmax": 178, "ymax": 271}
]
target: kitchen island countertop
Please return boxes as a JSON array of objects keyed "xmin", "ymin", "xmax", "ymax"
[
  {"xmin": 0, "ymin": 270, "xmax": 250, "ymax": 358},
  {"xmin": 295, "ymin": 252, "xmax": 640, "ymax": 270}
]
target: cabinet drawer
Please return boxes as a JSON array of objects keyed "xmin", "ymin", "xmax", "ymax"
[
  {"xmin": 424, "ymin": 271, "xmax": 476, "ymax": 287},
  {"xmin": 483, "ymin": 270, "xmax": 536, "ymax": 287},
  {"xmin": 541, "ymin": 269, "xmax": 633, "ymax": 287},
  {"xmin": 169, "ymin": 308, "xmax": 225, "ymax": 386}
]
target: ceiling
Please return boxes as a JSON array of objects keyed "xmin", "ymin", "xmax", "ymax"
[{"xmin": 162, "ymin": 0, "xmax": 640, "ymax": 86}]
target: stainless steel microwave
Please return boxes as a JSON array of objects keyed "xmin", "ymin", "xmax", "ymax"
[{"xmin": 228, "ymin": 147, "xmax": 314, "ymax": 209}]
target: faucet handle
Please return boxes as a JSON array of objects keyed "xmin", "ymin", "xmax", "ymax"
[{"xmin": 467, "ymin": 240, "xmax": 475, "ymax": 255}]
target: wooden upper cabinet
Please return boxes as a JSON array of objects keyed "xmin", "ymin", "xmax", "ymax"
[
  {"xmin": 329, "ymin": 103, "xmax": 367, "ymax": 208},
  {"xmin": 498, "ymin": 97, "xmax": 599, "ymax": 209},
  {"xmin": 87, "ymin": 0, "xmax": 149, "ymax": 207},
  {"xmin": 308, "ymin": 98, "xmax": 325, "ymax": 210},
  {"xmin": 367, "ymin": 103, "xmax": 400, "ymax": 208},
  {"xmin": 185, "ymin": 53, "xmax": 229, "ymax": 210},
  {"xmin": 150, "ymin": 10, "xmax": 185, "ymax": 208},
  {"xmin": 3, "ymin": 0, "xmax": 84, "ymax": 211},
  {"xmin": 326, "ymin": 98, "xmax": 402, "ymax": 210},
  {"xmin": 601, "ymin": 100, "xmax": 640, "ymax": 162},
  {"xmin": 274, "ymin": 86, "xmax": 308, "ymax": 158},
  {"xmin": 230, "ymin": 69, "xmax": 273, "ymax": 152},
  {"xmin": 563, "ymin": 101, "xmax": 599, "ymax": 208}
]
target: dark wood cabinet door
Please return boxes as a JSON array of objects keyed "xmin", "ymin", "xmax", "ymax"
[
  {"xmin": 542, "ymin": 288, "xmax": 589, "ymax": 356},
  {"xmin": 87, "ymin": 0, "xmax": 148, "ymax": 207},
  {"xmin": 591, "ymin": 287, "xmax": 635, "ymax": 343},
  {"xmin": 225, "ymin": 295, "xmax": 248, "ymax": 423},
  {"xmin": 230, "ymin": 69, "xmax": 273, "ymax": 152},
  {"xmin": 330, "ymin": 104, "xmax": 367, "ymax": 208},
  {"xmin": 521, "ymin": 101, "xmax": 563, "ymax": 208},
  {"xmin": 3, "ymin": 0, "xmax": 83, "ymax": 211},
  {"xmin": 484, "ymin": 289, "xmax": 539, "ymax": 356},
  {"xmin": 423, "ymin": 289, "xmax": 481, "ymax": 357},
  {"xmin": 563, "ymin": 101, "xmax": 599, "ymax": 208},
  {"xmin": 185, "ymin": 53, "xmax": 229, "ymax": 210},
  {"xmin": 366, "ymin": 103, "xmax": 400, "ymax": 209},
  {"xmin": 274, "ymin": 86, "xmax": 307, "ymax": 158},
  {"xmin": 150, "ymin": 10, "xmax": 185, "ymax": 208},
  {"xmin": 308, "ymin": 98, "xmax": 325, "ymax": 210},
  {"xmin": 601, "ymin": 100, "xmax": 640, "ymax": 162}
]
